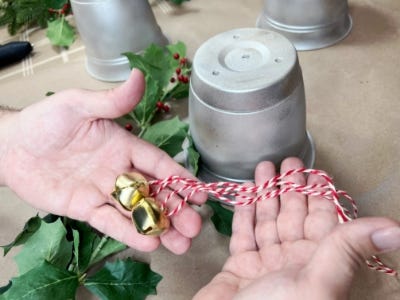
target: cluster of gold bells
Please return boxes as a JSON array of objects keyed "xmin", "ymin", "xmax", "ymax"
[{"xmin": 111, "ymin": 172, "xmax": 170, "ymax": 236}]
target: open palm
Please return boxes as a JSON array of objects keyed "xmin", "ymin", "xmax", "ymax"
[
  {"xmin": 1, "ymin": 70, "xmax": 206, "ymax": 254},
  {"xmin": 194, "ymin": 157, "xmax": 399, "ymax": 300}
]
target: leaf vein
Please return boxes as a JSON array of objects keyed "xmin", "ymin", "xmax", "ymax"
[{"xmin": 20, "ymin": 275, "xmax": 77, "ymax": 299}]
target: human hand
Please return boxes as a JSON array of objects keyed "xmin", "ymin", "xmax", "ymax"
[
  {"xmin": 0, "ymin": 70, "xmax": 206, "ymax": 254},
  {"xmin": 194, "ymin": 157, "xmax": 400, "ymax": 300}
]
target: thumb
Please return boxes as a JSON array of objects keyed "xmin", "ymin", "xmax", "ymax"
[
  {"xmin": 305, "ymin": 218, "xmax": 400, "ymax": 293},
  {"xmin": 73, "ymin": 68, "xmax": 145, "ymax": 119}
]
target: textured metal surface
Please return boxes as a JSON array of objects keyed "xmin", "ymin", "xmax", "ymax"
[
  {"xmin": 256, "ymin": 0, "xmax": 352, "ymax": 51},
  {"xmin": 189, "ymin": 28, "xmax": 315, "ymax": 182},
  {"xmin": 70, "ymin": 0, "xmax": 168, "ymax": 81}
]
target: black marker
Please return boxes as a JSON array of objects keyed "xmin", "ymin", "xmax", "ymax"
[{"xmin": 0, "ymin": 41, "xmax": 33, "ymax": 68}]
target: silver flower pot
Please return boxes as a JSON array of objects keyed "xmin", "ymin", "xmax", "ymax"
[
  {"xmin": 189, "ymin": 28, "xmax": 315, "ymax": 183},
  {"xmin": 70, "ymin": 0, "xmax": 168, "ymax": 81},
  {"xmin": 256, "ymin": 0, "xmax": 352, "ymax": 51}
]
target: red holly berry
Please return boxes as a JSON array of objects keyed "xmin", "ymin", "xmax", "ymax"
[
  {"xmin": 125, "ymin": 123, "xmax": 133, "ymax": 131},
  {"xmin": 156, "ymin": 101, "xmax": 164, "ymax": 109},
  {"xmin": 163, "ymin": 103, "xmax": 171, "ymax": 113},
  {"xmin": 173, "ymin": 53, "xmax": 180, "ymax": 60},
  {"xmin": 180, "ymin": 57, "xmax": 187, "ymax": 65},
  {"xmin": 61, "ymin": 3, "xmax": 70, "ymax": 14},
  {"xmin": 177, "ymin": 74, "xmax": 184, "ymax": 82},
  {"xmin": 170, "ymin": 77, "xmax": 176, "ymax": 83},
  {"xmin": 182, "ymin": 76, "xmax": 189, "ymax": 84},
  {"xmin": 175, "ymin": 68, "xmax": 181, "ymax": 75}
]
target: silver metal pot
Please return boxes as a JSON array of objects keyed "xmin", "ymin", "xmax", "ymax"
[
  {"xmin": 256, "ymin": 0, "xmax": 352, "ymax": 51},
  {"xmin": 70, "ymin": 0, "xmax": 168, "ymax": 81},
  {"xmin": 189, "ymin": 28, "xmax": 315, "ymax": 182}
]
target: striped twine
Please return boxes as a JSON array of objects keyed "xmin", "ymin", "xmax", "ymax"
[{"xmin": 149, "ymin": 168, "xmax": 397, "ymax": 276}]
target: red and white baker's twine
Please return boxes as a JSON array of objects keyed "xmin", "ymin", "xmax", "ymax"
[{"xmin": 148, "ymin": 168, "xmax": 398, "ymax": 276}]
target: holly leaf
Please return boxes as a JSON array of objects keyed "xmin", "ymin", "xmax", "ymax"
[
  {"xmin": 132, "ymin": 74, "xmax": 162, "ymax": 126},
  {"xmin": 142, "ymin": 44, "xmax": 173, "ymax": 88},
  {"xmin": 1, "ymin": 261, "xmax": 79, "ymax": 300},
  {"xmin": 142, "ymin": 117, "xmax": 189, "ymax": 157},
  {"xmin": 84, "ymin": 258, "xmax": 162, "ymax": 300},
  {"xmin": 14, "ymin": 218, "xmax": 72, "ymax": 275},
  {"xmin": 71, "ymin": 229, "xmax": 81, "ymax": 272},
  {"xmin": 166, "ymin": 41, "xmax": 186, "ymax": 62},
  {"xmin": 206, "ymin": 200, "xmax": 233, "ymax": 236},
  {"xmin": 88, "ymin": 236, "xmax": 127, "ymax": 268},
  {"xmin": 68, "ymin": 221, "xmax": 127, "ymax": 273},
  {"xmin": 1, "ymin": 215, "xmax": 41, "ymax": 256},
  {"xmin": 45, "ymin": 0, "xmax": 68, "ymax": 9},
  {"xmin": 0, "ymin": 281, "xmax": 12, "ymax": 295},
  {"xmin": 168, "ymin": 0, "xmax": 190, "ymax": 4},
  {"xmin": 167, "ymin": 79, "xmax": 190, "ymax": 99},
  {"xmin": 125, "ymin": 44, "xmax": 172, "ymax": 89},
  {"xmin": 186, "ymin": 134, "xmax": 200, "ymax": 175},
  {"xmin": 46, "ymin": 17, "xmax": 75, "ymax": 47},
  {"xmin": 123, "ymin": 52, "xmax": 150, "ymax": 74},
  {"xmin": 123, "ymin": 42, "xmax": 190, "ymax": 130}
]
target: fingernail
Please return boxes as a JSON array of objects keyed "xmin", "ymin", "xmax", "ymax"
[{"xmin": 371, "ymin": 226, "xmax": 400, "ymax": 252}]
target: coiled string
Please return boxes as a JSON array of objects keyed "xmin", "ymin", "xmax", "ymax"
[{"xmin": 149, "ymin": 168, "xmax": 397, "ymax": 276}]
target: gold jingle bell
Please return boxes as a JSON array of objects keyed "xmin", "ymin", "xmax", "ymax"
[
  {"xmin": 111, "ymin": 172, "xmax": 170, "ymax": 236},
  {"xmin": 131, "ymin": 197, "xmax": 170, "ymax": 236},
  {"xmin": 111, "ymin": 172, "xmax": 149, "ymax": 211}
]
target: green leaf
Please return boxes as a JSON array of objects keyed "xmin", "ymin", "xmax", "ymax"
[
  {"xmin": 166, "ymin": 41, "xmax": 186, "ymax": 60},
  {"xmin": 206, "ymin": 200, "xmax": 233, "ymax": 237},
  {"xmin": 88, "ymin": 236, "xmax": 127, "ymax": 268},
  {"xmin": 132, "ymin": 74, "xmax": 162, "ymax": 126},
  {"xmin": 68, "ymin": 221, "xmax": 127, "ymax": 273},
  {"xmin": 167, "ymin": 79, "xmax": 190, "ymax": 99},
  {"xmin": 125, "ymin": 44, "xmax": 172, "ymax": 89},
  {"xmin": 45, "ymin": 0, "xmax": 68, "ymax": 9},
  {"xmin": 68, "ymin": 221, "xmax": 96, "ymax": 273},
  {"xmin": 14, "ymin": 218, "xmax": 72, "ymax": 275},
  {"xmin": 0, "ymin": 0, "xmax": 50, "ymax": 34},
  {"xmin": 1, "ymin": 261, "xmax": 79, "ymax": 300},
  {"xmin": 142, "ymin": 117, "xmax": 189, "ymax": 157},
  {"xmin": 0, "ymin": 281, "xmax": 12, "ymax": 295},
  {"xmin": 71, "ymin": 229, "xmax": 80, "ymax": 272},
  {"xmin": 46, "ymin": 16, "xmax": 75, "ymax": 47},
  {"xmin": 123, "ymin": 52, "xmax": 149, "ymax": 74},
  {"xmin": 186, "ymin": 134, "xmax": 200, "ymax": 175},
  {"xmin": 1, "ymin": 215, "xmax": 41, "ymax": 256},
  {"xmin": 168, "ymin": 0, "xmax": 190, "ymax": 4},
  {"xmin": 123, "ymin": 42, "xmax": 190, "ymax": 129},
  {"xmin": 84, "ymin": 258, "xmax": 162, "ymax": 300},
  {"xmin": 142, "ymin": 44, "xmax": 174, "ymax": 88}
]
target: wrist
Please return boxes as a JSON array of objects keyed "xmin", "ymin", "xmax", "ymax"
[{"xmin": 0, "ymin": 106, "xmax": 20, "ymax": 186}]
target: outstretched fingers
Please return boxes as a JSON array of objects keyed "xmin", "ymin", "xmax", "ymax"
[
  {"xmin": 304, "ymin": 170, "xmax": 338, "ymax": 241},
  {"xmin": 230, "ymin": 183, "xmax": 257, "ymax": 255},
  {"xmin": 276, "ymin": 157, "xmax": 308, "ymax": 242},
  {"xmin": 254, "ymin": 161, "xmax": 280, "ymax": 248}
]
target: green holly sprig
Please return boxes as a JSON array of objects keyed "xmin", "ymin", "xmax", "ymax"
[
  {"xmin": 0, "ymin": 0, "xmax": 75, "ymax": 47},
  {"xmin": 0, "ymin": 0, "xmax": 191, "ymax": 47},
  {"xmin": 122, "ymin": 41, "xmax": 199, "ymax": 173},
  {"xmin": 0, "ymin": 215, "xmax": 162, "ymax": 300}
]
